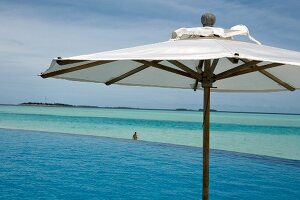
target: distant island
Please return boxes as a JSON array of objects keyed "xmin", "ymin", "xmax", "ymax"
[
  {"xmin": 19, "ymin": 102, "xmax": 217, "ymax": 112},
  {"xmin": 21, "ymin": 102, "xmax": 72, "ymax": 107},
  {"xmin": 6, "ymin": 102, "xmax": 297, "ymax": 115},
  {"xmin": 176, "ymin": 108, "xmax": 217, "ymax": 112},
  {"xmin": 19, "ymin": 102, "xmax": 99, "ymax": 108}
]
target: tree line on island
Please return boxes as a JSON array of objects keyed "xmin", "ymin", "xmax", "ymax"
[{"xmin": 19, "ymin": 102, "xmax": 217, "ymax": 112}]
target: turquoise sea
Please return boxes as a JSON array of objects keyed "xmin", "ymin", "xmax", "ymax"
[
  {"xmin": 0, "ymin": 105, "xmax": 300, "ymax": 199},
  {"xmin": 0, "ymin": 105, "xmax": 299, "ymax": 159}
]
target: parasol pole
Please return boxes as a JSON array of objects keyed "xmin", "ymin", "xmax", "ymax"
[
  {"xmin": 200, "ymin": 13, "xmax": 216, "ymax": 200},
  {"xmin": 202, "ymin": 86, "xmax": 210, "ymax": 200},
  {"xmin": 202, "ymin": 60, "xmax": 212, "ymax": 200}
]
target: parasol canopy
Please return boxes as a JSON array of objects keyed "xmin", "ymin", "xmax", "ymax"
[
  {"xmin": 41, "ymin": 27, "xmax": 300, "ymax": 92},
  {"xmin": 41, "ymin": 13, "xmax": 300, "ymax": 200}
]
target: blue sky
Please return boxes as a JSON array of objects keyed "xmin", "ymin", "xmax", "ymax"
[{"xmin": 0, "ymin": 0, "xmax": 300, "ymax": 113}]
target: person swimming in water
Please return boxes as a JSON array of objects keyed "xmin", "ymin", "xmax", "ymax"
[{"xmin": 132, "ymin": 132, "xmax": 138, "ymax": 140}]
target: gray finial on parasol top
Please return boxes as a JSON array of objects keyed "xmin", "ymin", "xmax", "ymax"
[{"xmin": 201, "ymin": 13, "xmax": 216, "ymax": 27}]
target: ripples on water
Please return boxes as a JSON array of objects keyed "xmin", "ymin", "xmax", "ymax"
[{"xmin": 0, "ymin": 129, "xmax": 299, "ymax": 200}]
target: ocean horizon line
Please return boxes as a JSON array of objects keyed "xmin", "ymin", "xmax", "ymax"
[{"xmin": 1, "ymin": 103, "xmax": 300, "ymax": 116}]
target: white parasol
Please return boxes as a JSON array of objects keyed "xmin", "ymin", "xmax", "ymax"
[{"xmin": 41, "ymin": 13, "xmax": 300, "ymax": 200}]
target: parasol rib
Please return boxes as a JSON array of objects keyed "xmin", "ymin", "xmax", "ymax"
[
  {"xmin": 204, "ymin": 60, "xmax": 211, "ymax": 71},
  {"xmin": 41, "ymin": 60, "xmax": 115, "ymax": 78},
  {"xmin": 197, "ymin": 60, "xmax": 204, "ymax": 73},
  {"xmin": 215, "ymin": 60, "xmax": 261, "ymax": 80},
  {"xmin": 105, "ymin": 61, "xmax": 161, "ymax": 85},
  {"xmin": 239, "ymin": 59, "xmax": 295, "ymax": 91},
  {"xmin": 167, "ymin": 60, "xmax": 202, "ymax": 80},
  {"xmin": 207, "ymin": 59, "xmax": 219, "ymax": 79},
  {"xmin": 193, "ymin": 80, "xmax": 199, "ymax": 91},
  {"xmin": 56, "ymin": 60, "xmax": 89, "ymax": 65},
  {"xmin": 259, "ymin": 70, "xmax": 295, "ymax": 91},
  {"xmin": 193, "ymin": 60, "xmax": 204, "ymax": 91},
  {"xmin": 194, "ymin": 60, "xmax": 204, "ymax": 91},
  {"xmin": 218, "ymin": 63, "xmax": 284, "ymax": 80},
  {"xmin": 134, "ymin": 60, "xmax": 194, "ymax": 79}
]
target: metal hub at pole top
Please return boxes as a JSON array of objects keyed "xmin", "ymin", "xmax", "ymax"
[{"xmin": 201, "ymin": 13, "xmax": 216, "ymax": 27}]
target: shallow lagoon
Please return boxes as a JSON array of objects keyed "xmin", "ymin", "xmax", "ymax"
[{"xmin": 0, "ymin": 105, "xmax": 299, "ymax": 159}]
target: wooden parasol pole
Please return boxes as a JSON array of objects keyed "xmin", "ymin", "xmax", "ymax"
[
  {"xmin": 202, "ymin": 58, "xmax": 212, "ymax": 200},
  {"xmin": 202, "ymin": 85, "xmax": 210, "ymax": 200},
  {"xmin": 200, "ymin": 13, "xmax": 215, "ymax": 199}
]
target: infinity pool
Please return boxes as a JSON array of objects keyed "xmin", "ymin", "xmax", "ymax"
[{"xmin": 0, "ymin": 128, "xmax": 299, "ymax": 200}]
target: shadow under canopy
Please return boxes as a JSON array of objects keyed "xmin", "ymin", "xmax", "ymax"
[{"xmin": 41, "ymin": 13, "xmax": 300, "ymax": 200}]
